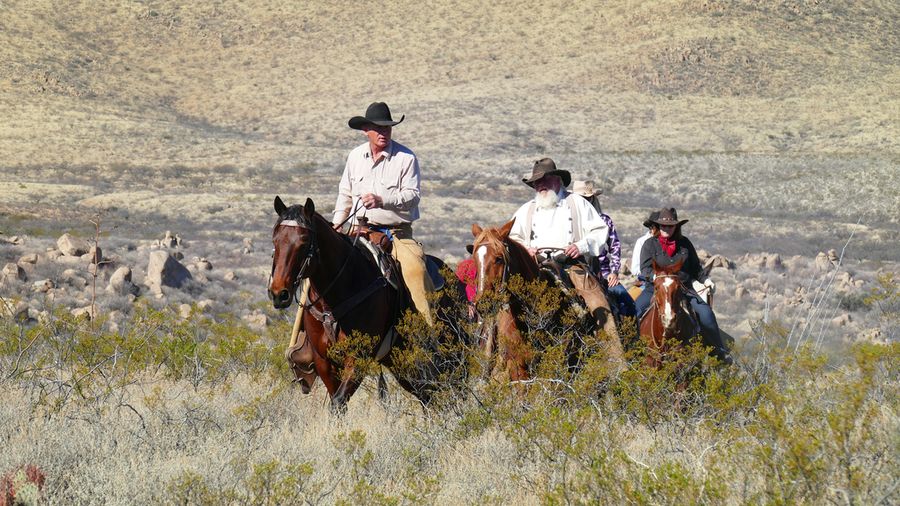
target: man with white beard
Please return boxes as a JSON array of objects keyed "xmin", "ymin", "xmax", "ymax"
[{"xmin": 508, "ymin": 158, "xmax": 626, "ymax": 366}]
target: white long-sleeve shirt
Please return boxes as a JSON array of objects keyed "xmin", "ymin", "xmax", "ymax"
[
  {"xmin": 631, "ymin": 232, "xmax": 652, "ymax": 276},
  {"xmin": 332, "ymin": 140, "xmax": 421, "ymax": 226},
  {"xmin": 508, "ymin": 191, "xmax": 609, "ymax": 258}
]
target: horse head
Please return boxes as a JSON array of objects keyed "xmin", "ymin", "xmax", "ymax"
[
  {"xmin": 269, "ymin": 196, "xmax": 318, "ymax": 309},
  {"xmin": 651, "ymin": 259, "xmax": 686, "ymax": 333},
  {"xmin": 470, "ymin": 219, "xmax": 518, "ymax": 302}
]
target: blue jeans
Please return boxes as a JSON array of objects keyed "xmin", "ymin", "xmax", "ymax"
[
  {"xmin": 608, "ymin": 283, "xmax": 636, "ymax": 317},
  {"xmin": 634, "ymin": 283, "xmax": 729, "ymax": 362}
]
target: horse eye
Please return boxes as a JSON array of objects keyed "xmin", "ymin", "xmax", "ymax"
[{"xmin": 494, "ymin": 257, "xmax": 503, "ymax": 265}]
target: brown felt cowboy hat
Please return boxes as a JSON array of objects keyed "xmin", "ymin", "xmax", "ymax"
[
  {"xmin": 651, "ymin": 208, "xmax": 689, "ymax": 226},
  {"xmin": 348, "ymin": 102, "xmax": 405, "ymax": 130},
  {"xmin": 572, "ymin": 180, "xmax": 602, "ymax": 197},
  {"xmin": 522, "ymin": 158, "xmax": 571, "ymax": 188},
  {"xmin": 642, "ymin": 210, "xmax": 661, "ymax": 228}
]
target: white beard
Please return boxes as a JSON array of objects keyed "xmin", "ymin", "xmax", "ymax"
[{"xmin": 535, "ymin": 189, "xmax": 560, "ymax": 210}]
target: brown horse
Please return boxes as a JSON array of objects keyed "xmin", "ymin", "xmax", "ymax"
[
  {"xmin": 470, "ymin": 220, "xmax": 540, "ymax": 382},
  {"xmin": 269, "ymin": 196, "xmax": 459, "ymax": 411},
  {"xmin": 639, "ymin": 259, "xmax": 698, "ymax": 368},
  {"xmin": 470, "ymin": 220, "xmax": 597, "ymax": 382}
]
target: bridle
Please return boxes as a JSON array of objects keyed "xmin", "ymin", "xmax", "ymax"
[{"xmin": 271, "ymin": 218, "xmax": 318, "ymax": 303}]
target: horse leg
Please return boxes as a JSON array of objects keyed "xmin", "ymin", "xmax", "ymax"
[
  {"xmin": 497, "ymin": 309, "xmax": 529, "ymax": 384},
  {"xmin": 313, "ymin": 353, "xmax": 343, "ymax": 405}
]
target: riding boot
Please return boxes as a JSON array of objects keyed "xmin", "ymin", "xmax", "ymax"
[{"xmin": 567, "ymin": 267, "xmax": 627, "ymax": 372}]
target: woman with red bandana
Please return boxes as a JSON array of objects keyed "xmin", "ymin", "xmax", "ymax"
[{"xmin": 634, "ymin": 208, "xmax": 730, "ymax": 363}]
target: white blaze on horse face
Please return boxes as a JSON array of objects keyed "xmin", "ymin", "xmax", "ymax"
[
  {"xmin": 476, "ymin": 245, "xmax": 488, "ymax": 294},
  {"xmin": 661, "ymin": 277, "xmax": 674, "ymax": 327}
]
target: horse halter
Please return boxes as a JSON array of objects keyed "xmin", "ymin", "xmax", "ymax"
[{"xmin": 272, "ymin": 218, "xmax": 317, "ymax": 300}]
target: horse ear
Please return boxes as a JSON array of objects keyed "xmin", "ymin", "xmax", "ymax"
[
  {"xmin": 303, "ymin": 198, "xmax": 315, "ymax": 215},
  {"xmin": 651, "ymin": 258, "xmax": 659, "ymax": 272},
  {"xmin": 274, "ymin": 196, "xmax": 287, "ymax": 216},
  {"xmin": 471, "ymin": 223, "xmax": 483, "ymax": 238},
  {"xmin": 498, "ymin": 218, "xmax": 516, "ymax": 238}
]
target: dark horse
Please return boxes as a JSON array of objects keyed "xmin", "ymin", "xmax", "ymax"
[
  {"xmin": 470, "ymin": 220, "xmax": 595, "ymax": 383},
  {"xmin": 639, "ymin": 260, "xmax": 698, "ymax": 368},
  {"xmin": 269, "ymin": 196, "xmax": 461, "ymax": 410}
]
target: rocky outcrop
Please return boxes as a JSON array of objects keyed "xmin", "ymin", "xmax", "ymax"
[
  {"xmin": 2, "ymin": 263, "xmax": 26, "ymax": 282},
  {"xmin": 107, "ymin": 266, "xmax": 139, "ymax": 296},
  {"xmin": 57, "ymin": 233, "xmax": 90, "ymax": 257},
  {"xmin": 145, "ymin": 251, "xmax": 192, "ymax": 294}
]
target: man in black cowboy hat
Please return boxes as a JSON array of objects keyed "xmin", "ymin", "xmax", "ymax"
[
  {"xmin": 331, "ymin": 102, "xmax": 434, "ymax": 323},
  {"xmin": 507, "ymin": 158, "xmax": 626, "ymax": 367}
]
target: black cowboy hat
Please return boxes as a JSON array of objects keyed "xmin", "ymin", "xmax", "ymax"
[
  {"xmin": 348, "ymin": 102, "xmax": 405, "ymax": 130},
  {"xmin": 466, "ymin": 244, "xmax": 474, "ymax": 254},
  {"xmin": 642, "ymin": 210, "xmax": 661, "ymax": 228},
  {"xmin": 652, "ymin": 208, "xmax": 689, "ymax": 226},
  {"xmin": 522, "ymin": 158, "xmax": 571, "ymax": 188}
]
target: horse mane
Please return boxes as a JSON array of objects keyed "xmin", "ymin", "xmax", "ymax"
[
  {"xmin": 473, "ymin": 225, "xmax": 538, "ymax": 279},
  {"xmin": 473, "ymin": 227, "xmax": 511, "ymax": 263}
]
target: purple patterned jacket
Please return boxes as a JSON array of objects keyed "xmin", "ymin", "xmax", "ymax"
[{"xmin": 595, "ymin": 213, "xmax": 621, "ymax": 278}]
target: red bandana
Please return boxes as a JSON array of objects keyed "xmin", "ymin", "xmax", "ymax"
[{"xmin": 658, "ymin": 236, "xmax": 677, "ymax": 257}]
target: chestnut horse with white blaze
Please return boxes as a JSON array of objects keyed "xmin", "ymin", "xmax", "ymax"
[
  {"xmin": 470, "ymin": 220, "xmax": 541, "ymax": 382},
  {"xmin": 639, "ymin": 259, "xmax": 698, "ymax": 368}
]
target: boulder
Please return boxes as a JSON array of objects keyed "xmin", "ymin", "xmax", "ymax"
[
  {"xmin": 145, "ymin": 251, "xmax": 192, "ymax": 294},
  {"xmin": 197, "ymin": 299, "xmax": 214, "ymax": 311},
  {"xmin": 2, "ymin": 235, "xmax": 24, "ymax": 245},
  {"xmin": 815, "ymin": 252, "xmax": 832, "ymax": 271},
  {"xmin": 88, "ymin": 245, "xmax": 102, "ymax": 264},
  {"xmin": 764, "ymin": 253, "xmax": 783, "ymax": 270},
  {"xmin": 71, "ymin": 305, "xmax": 97, "ymax": 320},
  {"xmin": 60, "ymin": 269, "xmax": 87, "ymax": 290},
  {"xmin": 224, "ymin": 270, "xmax": 237, "ymax": 281},
  {"xmin": 107, "ymin": 266, "xmax": 139, "ymax": 296},
  {"xmin": 32, "ymin": 279, "xmax": 54, "ymax": 293},
  {"xmin": 242, "ymin": 311, "xmax": 268, "ymax": 330},
  {"xmin": 703, "ymin": 254, "xmax": 734, "ymax": 271},
  {"xmin": 18, "ymin": 253, "xmax": 39, "ymax": 265},
  {"xmin": 831, "ymin": 314, "xmax": 851, "ymax": 327},
  {"xmin": 734, "ymin": 285, "xmax": 747, "ymax": 299},
  {"xmin": 746, "ymin": 254, "xmax": 766, "ymax": 270},
  {"xmin": 196, "ymin": 258, "xmax": 213, "ymax": 271},
  {"xmin": 242, "ymin": 237, "xmax": 254, "ymax": 254},
  {"xmin": 0, "ymin": 299, "xmax": 30, "ymax": 322},
  {"xmin": 178, "ymin": 303, "xmax": 192, "ymax": 319},
  {"xmin": 2, "ymin": 263, "xmax": 26, "ymax": 282},
  {"xmin": 827, "ymin": 249, "xmax": 839, "ymax": 263},
  {"xmin": 162, "ymin": 231, "xmax": 177, "ymax": 248},
  {"xmin": 57, "ymin": 233, "xmax": 89, "ymax": 256},
  {"xmin": 46, "ymin": 250, "xmax": 64, "ymax": 261}
]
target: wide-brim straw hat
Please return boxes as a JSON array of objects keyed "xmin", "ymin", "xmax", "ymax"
[
  {"xmin": 572, "ymin": 180, "xmax": 602, "ymax": 197},
  {"xmin": 348, "ymin": 102, "xmax": 405, "ymax": 130},
  {"xmin": 522, "ymin": 158, "xmax": 571, "ymax": 188},
  {"xmin": 652, "ymin": 207, "xmax": 689, "ymax": 226}
]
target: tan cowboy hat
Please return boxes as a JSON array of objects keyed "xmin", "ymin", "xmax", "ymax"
[
  {"xmin": 522, "ymin": 158, "xmax": 571, "ymax": 188},
  {"xmin": 652, "ymin": 208, "xmax": 689, "ymax": 226},
  {"xmin": 348, "ymin": 102, "xmax": 405, "ymax": 130},
  {"xmin": 572, "ymin": 180, "xmax": 602, "ymax": 197}
]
